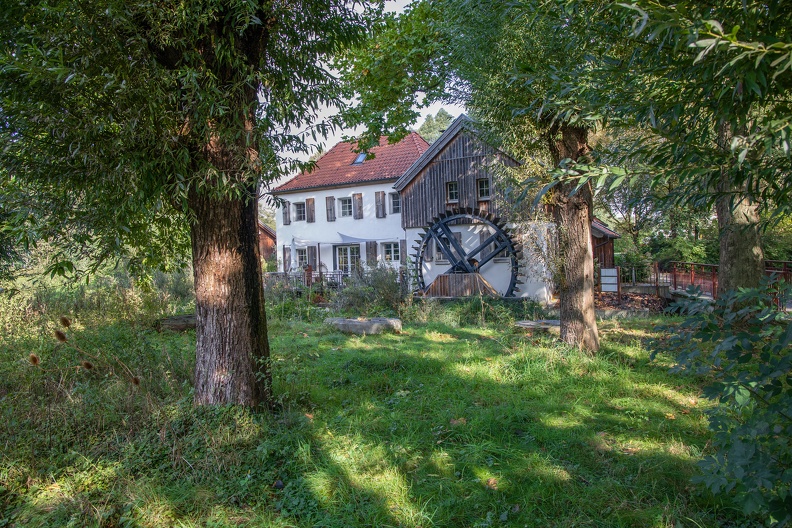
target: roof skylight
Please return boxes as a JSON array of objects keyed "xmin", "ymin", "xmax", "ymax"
[{"xmin": 352, "ymin": 152, "xmax": 367, "ymax": 165}]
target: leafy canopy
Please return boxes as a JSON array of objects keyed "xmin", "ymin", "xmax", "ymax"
[{"xmin": 0, "ymin": 0, "xmax": 371, "ymax": 276}]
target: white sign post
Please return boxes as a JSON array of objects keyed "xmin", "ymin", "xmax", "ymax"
[{"xmin": 601, "ymin": 267, "xmax": 621, "ymax": 303}]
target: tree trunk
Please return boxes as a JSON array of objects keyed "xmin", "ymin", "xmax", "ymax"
[
  {"xmin": 547, "ymin": 124, "xmax": 600, "ymax": 352},
  {"xmin": 716, "ymin": 185, "xmax": 764, "ymax": 294},
  {"xmin": 190, "ymin": 183, "xmax": 272, "ymax": 407},
  {"xmin": 715, "ymin": 122, "xmax": 764, "ymax": 295}
]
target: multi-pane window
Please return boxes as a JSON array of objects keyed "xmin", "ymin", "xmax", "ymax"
[
  {"xmin": 336, "ymin": 245, "xmax": 360, "ymax": 273},
  {"xmin": 294, "ymin": 202, "xmax": 306, "ymax": 221},
  {"xmin": 477, "ymin": 178, "xmax": 491, "ymax": 199},
  {"xmin": 446, "ymin": 181, "xmax": 459, "ymax": 202},
  {"xmin": 339, "ymin": 197, "xmax": 353, "ymax": 217},
  {"xmin": 295, "ymin": 248, "xmax": 307, "ymax": 268},
  {"xmin": 390, "ymin": 193, "xmax": 401, "ymax": 214},
  {"xmin": 383, "ymin": 242, "xmax": 400, "ymax": 262}
]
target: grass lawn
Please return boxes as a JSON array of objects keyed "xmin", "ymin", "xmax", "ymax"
[{"xmin": 0, "ymin": 286, "xmax": 743, "ymax": 527}]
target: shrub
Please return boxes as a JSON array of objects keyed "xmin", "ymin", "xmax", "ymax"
[
  {"xmin": 655, "ymin": 279, "xmax": 792, "ymax": 524},
  {"xmin": 333, "ymin": 263, "xmax": 406, "ymax": 315}
]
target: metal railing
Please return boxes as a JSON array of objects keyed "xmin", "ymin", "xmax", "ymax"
[
  {"xmin": 667, "ymin": 261, "xmax": 791, "ymax": 308},
  {"xmin": 264, "ymin": 269, "xmax": 349, "ymax": 291}
]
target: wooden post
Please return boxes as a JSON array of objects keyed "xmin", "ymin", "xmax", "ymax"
[
  {"xmin": 654, "ymin": 261, "xmax": 659, "ymax": 297},
  {"xmin": 305, "ymin": 264, "xmax": 313, "ymax": 288},
  {"xmin": 616, "ymin": 265, "xmax": 622, "ymax": 304},
  {"xmin": 712, "ymin": 268, "xmax": 718, "ymax": 299},
  {"xmin": 631, "ymin": 267, "xmax": 636, "ymax": 286},
  {"xmin": 690, "ymin": 265, "xmax": 695, "ymax": 290},
  {"xmin": 672, "ymin": 262, "xmax": 678, "ymax": 290},
  {"xmin": 317, "ymin": 244, "xmax": 322, "ymax": 289}
]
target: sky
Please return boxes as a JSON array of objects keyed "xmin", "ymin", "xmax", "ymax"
[{"xmin": 285, "ymin": 0, "xmax": 465, "ymax": 163}]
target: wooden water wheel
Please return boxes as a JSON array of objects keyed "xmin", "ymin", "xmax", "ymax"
[{"xmin": 412, "ymin": 208, "xmax": 522, "ymax": 297}]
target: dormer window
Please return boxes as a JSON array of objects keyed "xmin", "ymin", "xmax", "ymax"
[{"xmin": 352, "ymin": 152, "xmax": 367, "ymax": 165}]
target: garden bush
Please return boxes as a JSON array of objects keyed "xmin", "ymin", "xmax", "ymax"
[{"xmin": 656, "ymin": 279, "xmax": 792, "ymax": 524}]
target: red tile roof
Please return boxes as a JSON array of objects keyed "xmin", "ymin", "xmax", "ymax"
[{"xmin": 273, "ymin": 132, "xmax": 429, "ymax": 194}]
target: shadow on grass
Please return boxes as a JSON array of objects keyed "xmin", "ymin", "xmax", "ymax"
[{"xmin": 1, "ymin": 318, "xmax": 735, "ymax": 527}]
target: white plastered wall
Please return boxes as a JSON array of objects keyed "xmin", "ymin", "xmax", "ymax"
[{"xmin": 274, "ymin": 182, "xmax": 405, "ymax": 273}]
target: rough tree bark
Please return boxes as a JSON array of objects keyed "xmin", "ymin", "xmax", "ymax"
[
  {"xmin": 546, "ymin": 124, "xmax": 600, "ymax": 352},
  {"xmin": 716, "ymin": 183, "xmax": 765, "ymax": 295},
  {"xmin": 190, "ymin": 180, "xmax": 272, "ymax": 407},
  {"xmin": 715, "ymin": 123, "xmax": 765, "ymax": 295}
]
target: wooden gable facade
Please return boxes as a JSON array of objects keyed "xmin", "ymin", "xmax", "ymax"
[
  {"xmin": 394, "ymin": 118, "xmax": 519, "ymax": 230},
  {"xmin": 395, "ymin": 114, "xmax": 619, "ymax": 278}
]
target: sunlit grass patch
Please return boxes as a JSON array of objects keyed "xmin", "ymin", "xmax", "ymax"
[{"xmin": 1, "ymin": 281, "xmax": 744, "ymax": 527}]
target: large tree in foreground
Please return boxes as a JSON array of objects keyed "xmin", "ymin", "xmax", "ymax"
[
  {"xmin": 0, "ymin": 0, "xmax": 368, "ymax": 406},
  {"xmin": 339, "ymin": 0, "xmax": 602, "ymax": 351}
]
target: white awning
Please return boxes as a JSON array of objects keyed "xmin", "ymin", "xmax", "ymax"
[{"xmin": 337, "ymin": 232, "xmax": 399, "ymax": 243}]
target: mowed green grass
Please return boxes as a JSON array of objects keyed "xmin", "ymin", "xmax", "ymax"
[{"xmin": 0, "ymin": 296, "xmax": 738, "ymax": 527}]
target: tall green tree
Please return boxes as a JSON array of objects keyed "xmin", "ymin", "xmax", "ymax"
[
  {"xmin": 0, "ymin": 0, "xmax": 368, "ymax": 406},
  {"xmin": 340, "ymin": 0, "xmax": 603, "ymax": 351},
  {"xmin": 524, "ymin": 0, "xmax": 792, "ymax": 291},
  {"xmin": 418, "ymin": 108, "xmax": 454, "ymax": 143}
]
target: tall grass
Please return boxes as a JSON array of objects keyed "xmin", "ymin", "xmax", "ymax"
[{"xmin": 0, "ymin": 269, "xmax": 755, "ymax": 527}]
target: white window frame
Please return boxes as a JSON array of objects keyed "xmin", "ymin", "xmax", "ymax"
[
  {"xmin": 295, "ymin": 248, "xmax": 307, "ymax": 269},
  {"xmin": 477, "ymin": 178, "xmax": 491, "ymax": 200},
  {"xmin": 382, "ymin": 242, "xmax": 400, "ymax": 262},
  {"xmin": 339, "ymin": 197, "xmax": 353, "ymax": 217},
  {"xmin": 446, "ymin": 181, "xmax": 459, "ymax": 203},
  {"xmin": 390, "ymin": 193, "xmax": 401, "ymax": 214},
  {"xmin": 294, "ymin": 202, "xmax": 306, "ymax": 222},
  {"xmin": 336, "ymin": 245, "xmax": 361, "ymax": 273}
]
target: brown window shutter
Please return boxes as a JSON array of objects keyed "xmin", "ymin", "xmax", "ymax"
[
  {"xmin": 366, "ymin": 240, "xmax": 377, "ymax": 265},
  {"xmin": 353, "ymin": 193, "xmax": 363, "ymax": 219},
  {"xmin": 326, "ymin": 196, "xmax": 335, "ymax": 222},
  {"xmin": 283, "ymin": 246, "xmax": 291, "ymax": 271},
  {"xmin": 306, "ymin": 198, "xmax": 315, "ymax": 223},
  {"xmin": 375, "ymin": 191, "xmax": 385, "ymax": 218},
  {"xmin": 282, "ymin": 200, "xmax": 291, "ymax": 225},
  {"xmin": 307, "ymin": 246, "xmax": 317, "ymax": 269},
  {"xmin": 400, "ymin": 239, "xmax": 407, "ymax": 265}
]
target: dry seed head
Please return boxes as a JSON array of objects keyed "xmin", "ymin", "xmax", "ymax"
[
  {"xmin": 59, "ymin": 316, "xmax": 71, "ymax": 328},
  {"xmin": 131, "ymin": 376, "xmax": 141, "ymax": 386},
  {"xmin": 28, "ymin": 353, "xmax": 40, "ymax": 366},
  {"xmin": 81, "ymin": 361, "xmax": 93, "ymax": 370},
  {"xmin": 54, "ymin": 330, "xmax": 67, "ymax": 343}
]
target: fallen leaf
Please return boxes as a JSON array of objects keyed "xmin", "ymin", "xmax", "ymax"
[
  {"xmin": 665, "ymin": 413, "xmax": 676, "ymax": 420},
  {"xmin": 304, "ymin": 413, "xmax": 314, "ymax": 422},
  {"xmin": 484, "ymin": 477, "xmax": 499, "ymax": 490},
  {"xmin": 450, "ymin": 417, "xmax": 467, "ymax": 426},
  {"xmin": 596, "ymin": 431, "xmax": 608, "ymax": 437},
  {"xmin": 680, "ymin": 409, "xmax": 690, "ymax": 415},
  {"xmin": 622, "ymin": 447, "xmax": 640, "ymax": 455}
]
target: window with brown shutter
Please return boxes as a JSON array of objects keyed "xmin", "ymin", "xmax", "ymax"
[
  {"xmin": 365, "ymin": 240, "xmax": 377, "ymax": 265},
  {"xmin": 353, "ymin": 193, "xmax": 363, "ymax": 219},
  {"xmin": 326, "ymin": 196, "xmax": 336, "ymax": 222},
  {"xmin": 306, "ymin": 198, "xmax": 315, "ymax": 223},
  {"xmin": 307, "ymin": 246, "xmax": 317, "ymax": 269},
  {"xmin": 375, "ymin": 191, "xmax": 386, "ymax": 218},
  {"xmin": 282, "ymin": 200, "xmax": 291, "ymax": 225},
  {"xmin": 282, "ymin": 246, "xmax": 291, "ymax": 271}
]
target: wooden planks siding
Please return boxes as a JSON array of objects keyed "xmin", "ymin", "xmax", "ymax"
[{"xmin": 400, "ymin": 131, "xmax": 518, "ymax": 229}]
